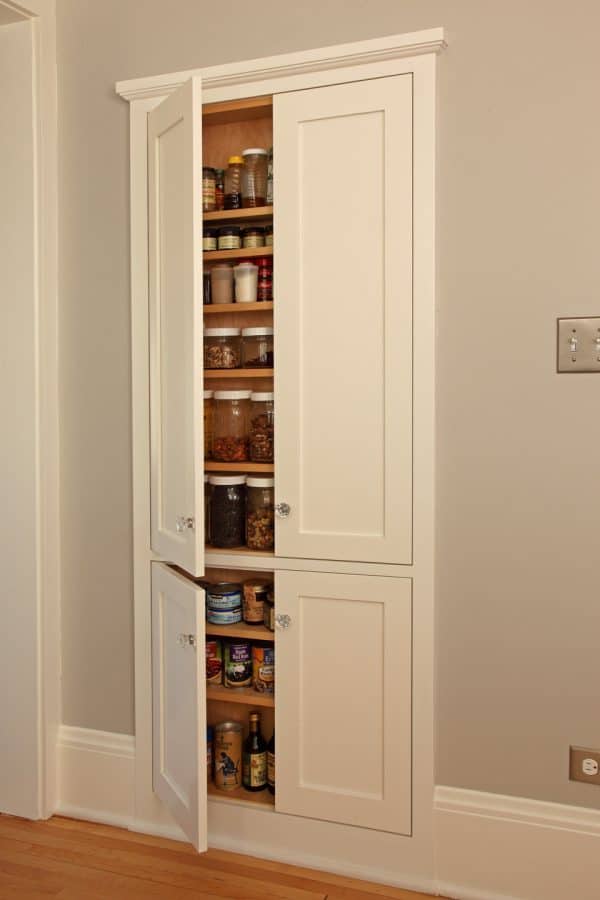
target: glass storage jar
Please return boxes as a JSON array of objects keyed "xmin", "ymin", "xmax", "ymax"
[
  {"xmin": 246, "ymin": 477, "xmax": 274, "ymax": 551},
  {"xmin": 234, "ymin": 263, "xmax": 258, "ymax": 303},
  {"xmin": 209, "ymin": 475, "xmax": 246, "ymax": 548},
  {"xmin": 204, "ymin": 327, "xmax": 241, "ymax": 369},
  {"xmin": 212, "ymin": 390, "xmax": 251, "ymax": 461},
  {"xmin": 204, "ymin": 474, "xmax": 211, "ymax": 544},
  {"xmin": 242, "ymin": 327, "xmax": 273, "ymax": 368},
  {"xmin": 264, "ymin": 224, "xmax": 273, "ymax": 247},
  {"xmin": 210, "ymin": 264, "xmax": 233, "ymax": 304},
  {"xmin": 224, "ymin": 156, "xmax": 244, "ymax": 209},
  {"xmin": 249, "ymin": 392, "xmax": 274, "ymax": 463},
  {"xmin": 241, "ymin": 148, "xmax": 268, "ymax": 207},
  {"xmin": 202, "ymin": 166, "xmax": 216, "ymax": 212},
  {"xmin": 242, "ymin": 226, "xmax": 265, "ymax": 249},
  {"xmin": 214, "ymin": 168, "xmax": 224, "ymax": 210},
  {"xmin": 203, "ymin": 227, "xmax": 218, "ymax": 251},
  {"xmin": 204, "ymin": 390, "xmax": 214, "ymax": 459},
  {"xmin": 218, "ymin": 226, "xmax": 241, "ymax": 251},
  {"xmin": 256, "ymin": 256, "xmax": 273, "ymax": 303}
]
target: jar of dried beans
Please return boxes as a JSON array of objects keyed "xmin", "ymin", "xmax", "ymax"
[
  {"xmin": 209, "ymin": 475, "xmax": 246, "ymax": 548},
  {"xmin": 204, "ymin": 327, "xmax": 241, "ymax": 369},
  {"xmin": 212, "ymin": 390, "xmax": 251, "ymax": 462},
  {"xmin": 246, "ymin": 477, "xmax": 274, "ymax": 551},
  {"xmin": 249, "ymin": 392, "xmax": 274, "ymax": 463}
]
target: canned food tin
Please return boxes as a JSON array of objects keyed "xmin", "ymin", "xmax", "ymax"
[
  {"xmin": 252, "ymin": 643, "xmax": 275, "ymax": 693},
  {"xmin": 207, "ymin": 606, "xmax": 242, "ymax": 626},
  {"xmin": 242, "ymin": 578, "xmax": 271, "ymax": 625},
  {"xmin": 205, "ymin": 639, "xmax": 223, "ymax": 685},
  {"xmin": 214, "ymin": 721, "xmax": 243, "ymax": 790},
  {"xmin": 224, "ymin": 639, "xmax": 252, "ymax": 688},
  {"xmin": 206, "ymin": 582, "xmax": 243, "ymax": 610}
]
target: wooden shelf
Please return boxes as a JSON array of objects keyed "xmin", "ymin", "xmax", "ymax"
[
  {"xmin": 203, "ymin": 246, "xmax": 273, "ymax": 262},
  {"xmin": 204, "ymin": 302, "xmax": 273, "ymax": 315},
  {"xmin": 205, "ymin": 462, "xmax": 274, "ymax": 473},
  {"xmin": 206, "ymin": 621, "xmax": 273, "ymax": 641},
  {"xmin": 204, "ymin": 368, "xmax": 274, "ymax": 379},
  {"xmin": 206, "ymin": 684, "xmax": 274, "ymax": 708},
  {"xmin": 207, "ymin": 781, "xmax": 274, "ymax": 808},
  {"xmin": 203, "ymin": 206, "xmax": 273, "ymax": 223},
  {"xmin": 205, "ymin": 546, "xmax": 275, "ymax": 561}
]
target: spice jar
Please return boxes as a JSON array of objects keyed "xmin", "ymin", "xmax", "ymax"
[
  {"xmin": 204, "ymin": 328, "xmax": 241, "ymax": 369},
  {"xmin": 242, "ymin": 327, "xmax": 273, "ymax": 368},
  {"xmin": 210, "ymin": 264, "xmax": 234, "ymax": 305},
  {"xmin": 215, "ymin": 168, "xmax": 224, "ymax": 210},
  {"xmin": 224, "ymin": 156, "xmax": 244, "ymax": 210},
  {"xmin": 249, "ymin": 392, "xmax": 274, "ymax": 462},
  {"xmin": 234, "ymin": 263, "xmax": 258, "ymax": 304},
  {"xmin": 246, "ymin": 477, "xmax": 275, "ymax": 551},
  {"xmin": 265, "ymin": 224, "xmax": 273, "ymax": 247},
  {"xmin": 241, "ymin": 148, "xmax": 268, "ymax": 207},
  {"xmin": 212, "ymin": 390, "xmax": 251, "ymax": 462},
  {"xmin": 218, "ymin": 226, "xmax": 242, "ymax": 251},
  {"xmin": 203, "ymin": 271, "xmax": 212, "ymax": 305},
  {"xmin": 242, "ymin": 226, "xmax": 265, "ymax": 249},
  {"xmin": 242, "ymin": 578, "xmax": 272, "ymax": 625},
  {"xmin": 256, "ymin": 256, "xmax": 273, "ymax": 303},
  {"xmin": 204, "ymin": 389, "xmax": 214, "ymax": 459},
  {"xmin": 209, "ymin": 475, "xmax": 246, "ymax": 548},
  {"xmin": 204, "ymin": 474, "xmax": 211, "ymax": 545},
  {"xmin": 203, "ymin": 227, "xmax": 218, "ymax": 251},
  {"xmin": 202, "ymin": 166, "xmax": 216, "ymax": 212}
]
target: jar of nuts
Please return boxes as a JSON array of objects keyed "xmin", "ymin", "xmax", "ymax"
[
  {"xmin": 204, "ymin": 327, "xmax": 241, "ymax": 369},
  {"xmin": 249, "ymin": 392, "xmax": 274, "ymax": 463},
  {"xmin": 212, "ymin": 390, "xmax": 251, "ymax": 462},
  {"xmin": 246, "ymin": 477, "xmax": 274, "ymax": 551}
]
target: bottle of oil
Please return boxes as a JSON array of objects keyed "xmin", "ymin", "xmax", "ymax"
[
  {"xmin": 267, "ymin": 730, "xmax": 275, "ymax": 795},
  {"xmin": 243, "ymin": 711, "xmax": 267, "ymax": 792}
]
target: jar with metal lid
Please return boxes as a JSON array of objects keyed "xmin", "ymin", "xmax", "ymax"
[
  {"xmin": 241, "ymin": 148, "xmax": 268, "ymax": 208},
  {"xmin": 218, "ymin": 225, "xmax": 242, "ymax": 251},
  {"xmin": 264, "ymin": 224, "xmax": 273, "ymax": 247},
  {"xmin": 224, "ymin": 156, "xmax": 244, "ymax": 210},
  {"xmin": 249, "ymin": 392, "xmax": 274, "ymax": 462},
  {"xmin": 234, "ymin": 263, "xmax": 258, "ymax": 303},
  {"xmin": 202, "ymin": 166, "xmax": 216, "ymax": 212},
  {"xmin": 210, "ymin": 264, "xmax": 234, "ymax": 305},
  {"xmin": 204, "ymin": 389, "xmax": 214, "ymax": 458},
  {"xmin": 246, "ymin": 477, "xmax": 274, "ymax": 551},
  {"xmin": 215, "ymin": 168, "xmax": 225, "ymax": 210},
  {"xmin": 203, "ymin": 227, "xmax": 218, "ymax": 252},
  {"xmin": 204, "ymin": 474, "xmax": 211, "ymax": 544},
  {"xmin": 242, "ymin": 226, "xmax": 265, "ymax": 249},
  {"xmin": 242, "ymin": 578, "xmax": 272, "ymax": 625},
  {"xmin": 212, "ymin": 390, "xmax": 251, "ymax": 462},
  {"xmin": 242, "ymin": 327, "xmax": 273, "ymax": 368},
  {"xmin": 209, "ymin": 475, "xmax": 246, "ymax": 548},
  {"xmin": 204, "ymin": 327, "xmax": 241, "ymax": 369},
  {"xmin": 256, "ymin": 256, "xmax": 273, "ymax": 303}
]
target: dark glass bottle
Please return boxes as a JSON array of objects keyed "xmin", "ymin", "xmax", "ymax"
[
  {"xmin": 267, "ymin": 730, "xmax": 275, "ymax": 795},
  {"xmin": 243, "ymin": 712, "xmax": 267, "ymax": 792}
]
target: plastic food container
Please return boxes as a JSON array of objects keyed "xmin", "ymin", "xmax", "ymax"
[
  {"xmin": 234, "ymin": 263, "xmax": 259, "ymax": 303},
  {"xmin": 204, "ymin": 327, "xmax": 241, "ymax": 369},
  {"xmin": 212, "ymin": 390, "xmax": 251, "ymax": 462},
  {"xmin": 249, "ymin": 392, "xmax": 274, "ymax": 462},
  {"xmin": 241, "ymin": 148, "xmax": 268, "ymax": 207},
  {"xmin": 224, "ymin": 156, "xmax": 244, "ymax": 210},
  {"xmin": 246, "ymin": 476, "xmax": 275, "ymax": 551},
  {"xmin": 210, "ymin": 264, "xmax": 234, "ymax": 305},
  {"xmin": 242, "ymin": 327, "xmax": 273, "ymax": 368},
  {"xmin": 209, "ymin": 474, "xmax": 246, "ymax": 548},
  {"xmin": 265, "ymin": 224, "xmax": 273, "ymax": 247}
]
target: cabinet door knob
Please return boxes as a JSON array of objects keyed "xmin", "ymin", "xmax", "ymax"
[
  {"xmin": 176, "ymin": 516, "xmax": 195, "ymax": 533},
  {"xmin": 274, "ymin": 502, "xmax": 291, "ymax": 518},
  {"xmin": 177, "ymin": 633, "xmax": 196, "ymax": 647},
  {"xmin": 275, "ymin": 614, "xmax": 291, "ymax": 629}
]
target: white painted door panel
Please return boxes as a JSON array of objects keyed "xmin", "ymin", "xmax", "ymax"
[
  {"xmin": 151, "ymin": 563, "xmax": 206, "ymax": 851},
  {"xmin": 275, "ymin": 571, "xmax": 412, "ymax": 834},
  {"xmin": 148, "ymin": 78, "xmax": 204, "ymax": 575},
  {"xmin": 274, "ymin": 76, "xmax": 413, "ymax": 564}
]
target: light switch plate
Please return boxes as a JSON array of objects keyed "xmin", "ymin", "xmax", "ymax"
[{"xmin": 557, "ymin": 317, "xmax": 600, "ymax": 373}]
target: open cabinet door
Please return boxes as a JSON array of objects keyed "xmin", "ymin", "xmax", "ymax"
[
  {"xmin": 152, "ymin": 563, "xmax": 206, "ymax": 851},
  {"xmin": 148, "ymin": 77, "xmax": 204, "ymax": 575}
]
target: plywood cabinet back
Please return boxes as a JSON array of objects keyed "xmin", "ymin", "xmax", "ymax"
[{"xmin": 203, "ymin": 114, "xmax": 273, "ymax": 172}]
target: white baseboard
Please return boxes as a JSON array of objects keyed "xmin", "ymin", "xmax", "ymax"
[{"xmin": 435, "ymin": 786, "xmax": 600, "ymax": 900}]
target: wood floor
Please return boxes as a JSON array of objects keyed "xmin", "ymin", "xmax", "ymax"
[{"xmin": 0, "ymin": 815, "xmax": 443, "ymax": 900}]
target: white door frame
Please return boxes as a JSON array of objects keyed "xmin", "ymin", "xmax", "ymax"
[{"xmin": 0, "ymin": 0, "xmax": 60, "ymax": 819}]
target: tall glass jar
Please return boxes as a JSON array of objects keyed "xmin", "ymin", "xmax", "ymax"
[
  {"xmin": 241, "ymin": 148, "xmax": 268, "ymax": 207},
  {"xmin": 204, "ymin": 390, "xmax": 214, "ymax": 459},
  {"xmin": 202, "ymin": 166, "xmax": 216, "ymax": 212},
  {"xmin": 212, "ymin": 390, "xmax": 251, "ymax": 462},
  {"xmin": 209, "ymin": 475, "xmax": 246, "ymax": 548},
  {"xmin": 242, "ymin": 327, "xmax": 273, "ymax": 368},
  {"xmin": 224, "ymin": 155, "xmax": 244, "ymax": 209},
  {"xmin": 246, "ymin": 477, "xmax": 274, "ymax": 551},
  {"xmin": 204, "ymin": 327, "xmax": 241, "ymax": 369},
  {"xmin": 214, "ymin": 168, "xmax": 225, "ymax": 210},
  {"xmin": 249, "ymin": 392, "xmax": 274, "ymax": 463}
]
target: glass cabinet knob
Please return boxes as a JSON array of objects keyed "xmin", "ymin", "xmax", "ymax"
[
  {"xmin": 176, "ymin": 516, "xmax": 195, "ymax": 533},
  {"xmin": 275, "ymin": 614, "xmax": 292, "ymax": 629},
  {"xmin": 274, "ymin": 502, "xmax": 291, "ymax": 518}
]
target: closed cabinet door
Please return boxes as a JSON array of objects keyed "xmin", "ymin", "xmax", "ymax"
[
  {"xmin": 151, "ymin": 563, "xmax": 206, "ymax": 851},
  {"xmin": 275, "ymin": 570, "xmax": 412, "ymax": 835},
  {"xmin": 148, "ymin": 77, "xmax": 204, "ymax": 575},
  {"xmin": 274, "ymin": 76, "xmax": 413, "ymax": 564}
]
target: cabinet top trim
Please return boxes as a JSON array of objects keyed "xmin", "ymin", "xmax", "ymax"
[{"xmin": 115, "ymin": 27, "xmax": 446, "ymax": 101}]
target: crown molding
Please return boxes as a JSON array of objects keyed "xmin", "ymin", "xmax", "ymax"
[{"xmin": 116, "ymin": 27, "xmax": 446, "ymax": 101}]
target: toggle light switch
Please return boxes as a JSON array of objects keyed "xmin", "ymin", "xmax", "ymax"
[{"xmin": 557, "ymin": 318, "xmax": 600, "ymax": 373}]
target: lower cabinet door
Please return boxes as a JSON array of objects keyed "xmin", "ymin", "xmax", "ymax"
[
  {"xmin": 151, "ymin": 563, "xmax": 207, "ymax": 850},
  {"xmin": 275, "ymin": 571, "xmax": 412, "ymax": 835}
]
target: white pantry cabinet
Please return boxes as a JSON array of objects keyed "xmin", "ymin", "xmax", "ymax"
[{"xmin": 119, "ymin": 28, "xmax": 440, "ymax": 884}]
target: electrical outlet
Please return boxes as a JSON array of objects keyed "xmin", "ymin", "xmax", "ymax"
[
  {"xmin": 557, "ymin": 317, "xmax": 600, "ymax": 372},
  {"xmin": 569, "ymin": 746, "xmax": 600, "ymax": 785}
]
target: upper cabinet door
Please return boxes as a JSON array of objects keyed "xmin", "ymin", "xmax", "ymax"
[
  {"xmin": 148, "ymin": 78, "xmax": 204, "ymax": 575},
  {"xmin": 274, "ymin": 76, "xmax": 413, "ymax": 565},
  {"xmin": 152, "ymin": 563, "xmax": 206, "ymax": 851}
]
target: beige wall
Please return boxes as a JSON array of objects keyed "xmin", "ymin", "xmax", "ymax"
[{"xmin": 57, "ymin": 0, "xmax": 600, "ymax": 806}]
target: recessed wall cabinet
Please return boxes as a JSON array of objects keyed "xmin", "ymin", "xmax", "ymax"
[{"xmin": 118, "ymin": 28, "xmax": 442, "ymax": 886}]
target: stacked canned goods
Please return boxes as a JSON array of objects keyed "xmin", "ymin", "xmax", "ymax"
[
  {"xmin": 205, "ymin": 636, "xmax": 274, "ymax": 694},
  {"xmin": 205, "ymin": 582, "xmax": 243, "ymax": 625}
]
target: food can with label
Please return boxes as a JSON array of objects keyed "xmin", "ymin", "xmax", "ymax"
[
  {"xmin": 205, "ymin": 639, "xmax": 223, "ymax": 685},
  {"xmin": 252, "ymin": 643, "xmax": 275, "ymax": 693},
  {"xmin": 206, "ymin": 582, "xmax": 243, "ymax": 610},
  {"xmin": 224, "ymin": 639, "xmax": 252, "ymax": 688},
  {"xmin": 213, "ymin": 721, "xmax": 243, "ymax": 790},
  {"xmin": 242, "ymin": 578, "xmax": 271, "ymax": 625}
]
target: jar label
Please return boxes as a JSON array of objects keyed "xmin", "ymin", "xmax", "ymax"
[
  {"xmin": 218, "ymin": 236, "xmax": 241, "ymax": 250},
  {"xmin": 243, "ymin": 751, "xmax": 267, "ymax": 788},
  {"xmin": 267, "ymin": 750, "xmax": 275, "ymax": 787}
]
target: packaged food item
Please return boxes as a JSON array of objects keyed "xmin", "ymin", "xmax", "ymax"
[
  {"xmin": 242, "ymin": 327, "xmax": 273, "ymax": 367},
  {"xmin": 224, "ymin": 639, "xmax": 252, "ymax": 688},
  {"xmin": 207, "ymin": 725, "xmax": 213, "ymax": 781},
  {"xmin": 210, "ymin": 264, "xmax": 234, "ymax": 305},
  {"xmin": 204, "ymin": 327, "xmax": 240, "ymax": 369},
  {"xmin": 205, "ymin": 639, "xmax": 223, "ymax": 685},
  {"xmin": 218, "ymin": 225, "xmax": 242, "ymax": 251},
  {"xmin": 212, "ymin": 391, "xmax": 251, "ymax": 462},
  {"xmin": 266, "ymin": 147, "xmax": 273, "ymax": 205},
  {"xmin": 234, "ymin": 263, "xmax": 258, "ymax": 303},
  {"xmin": 203, "ymin": 227, "xmax": 218, "ymax": 251},
  {"xmin": 242, "ymin": 226, "xmax": 265, "ymax": 249},
  {"xmin": 202, "ymin": 166, "xmax": 216, "ymax": 212},
  {"xmin": 203, "ymin": 270, "xmax": 212, "ymax": 305},
  {"xmin": 263, "ymin": 589, "xmax": 275, "ymax": 631},
  {"xmin": 209, "ymin": 475, "xmax": 246, "ymax": 548},
  {"xmin": 224, "ymin": 156, "xmax": 244, "ymax": 210},
  {"xmin": 267, "ymin": 730, "xmax": 275, "ymax": 794},
  {"xmin": 256, "ymin": 256, "xmax": 273, "ymax": 303},
  {"xmin": 246, "ymin": 477, "xmax": 275, "ymax": 551},
  {"xmin": 242, "ymin": 578, "xmax": 271, "ymax": 625},
  {"xmin": 252, "ymin": 643, "xmax": 275, "ymax": 694},
  {"xmin": 214, "ymin": 721, "xmax": 243, "ymax": 790},
  {"xmin": 241, "ymin": 148, "xmax": 268, "ymax": 208},
  {"xmin": 215, "ymin": 168, "xmax": 225, "ymax": 210},
  {"xmin": 265, "ymin": 224, "xmax": 273, "ymax": 247},
  {"xmin": 243, "ymin": 711, "xmax": 268, "ymax": 791},
  {"xmin": 206, "ymin": 581, "xmax": 243, "ymax": 625},
  {"xmin": 249, "ymin": 392, "xmax": 274, "ymax": 462}
]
